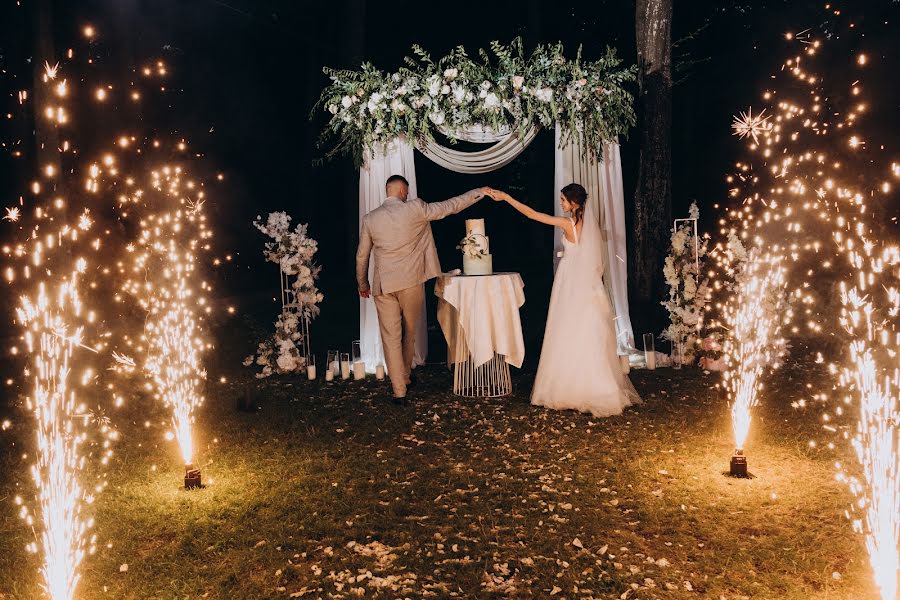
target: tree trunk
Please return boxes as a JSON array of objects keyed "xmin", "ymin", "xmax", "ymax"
[{"xmin": 633, "ymin": 0, "xmax": 673, "ymax": 327}]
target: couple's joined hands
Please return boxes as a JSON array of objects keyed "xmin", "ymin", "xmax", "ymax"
[{"xmin": 479, "ymin": 187, "xmax": 510, "ymax": 202}]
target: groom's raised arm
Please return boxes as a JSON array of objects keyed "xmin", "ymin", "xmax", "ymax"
[
  {"xmin": 420, "ymin": 188, "xmax": 484, "ymax": 221},
  {"xmin": 355, "ymin": 218, "xmax": 373, "ymax": 296}
]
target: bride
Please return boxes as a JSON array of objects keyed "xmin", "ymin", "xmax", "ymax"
[{"xmin": 486, "ymin": 184, "xmax": 639, "ymax": 417}]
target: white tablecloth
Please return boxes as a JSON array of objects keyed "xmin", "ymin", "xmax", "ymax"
[{"xmin": 435, "ymin": 272, "xmax": 526, "ymax": 368}]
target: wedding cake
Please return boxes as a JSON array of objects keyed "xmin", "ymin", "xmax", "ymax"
[{"xmin": 461, "ymin": 218, "xmax": 493, "ymax": 276}]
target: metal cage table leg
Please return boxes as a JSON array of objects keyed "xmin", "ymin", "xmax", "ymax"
[{"xmin": 452, "ymin": 352, "xmax": 512, "ymax": 398}]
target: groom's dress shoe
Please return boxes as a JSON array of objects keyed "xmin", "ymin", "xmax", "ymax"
[{"xmin": 407, "ymin": 374, "xmax": 418, "ymax": 390}]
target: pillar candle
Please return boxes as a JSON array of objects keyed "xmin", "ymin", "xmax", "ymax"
[
  {"xmin": 352, "ymin": 361, "xmax": 365, "ymax": 381},
  {"xmin": 340, "ymin": 360, "xmax": 351, "ymax": 380},
  {"xmin": 307, "ymin": 365, "xmax": 316, "ymax": 380},
  {"xmin": 646, "ymin": 351, "xmax": 657, "ymax": 370},
  {"xmin": 325, "ymin": 369, "xmax": 334, "ymax": 382}
]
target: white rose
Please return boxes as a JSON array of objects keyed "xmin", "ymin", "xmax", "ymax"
[
  {"xmin": 328, "ymin": 104, "xmax": 338, "ymax": 114},
  {"xmin": 276, "ymin": 353, "xmax": 297, "ymax": 372},
  {"xmin": 367, "ymin": 92, "xmax": 383, "ymax": 113},
  {"xmin": 484, "ymin": 92, "xmax": 500, "ymax": 109},
  {"xmin": 441, "ymin": 84, "xmax": 450, "ymax": 95},
  {"xmin": 396, "ymin": 85, "xmax": 407, "ymax": 96},
  {"xmin": 512, "ymin": 75, "xmax": 525, "ymax": 89},
  {"xmin": 480, "ymin": 81, "xmax": 492, "ymax": 90},
  {"xmin": 443, "ymin": 68, "xmax": 458, "ymax": 79},
  {"xmin": 429, "ymin": 110, "xmax": 445, "ymax": 125},
  {"xmin": 341, "ymin": 95, "xmax": 352, "ymax": 108},
  {"xmin": 453, "ymin": 86, "xmax": 466, "ymax": 103}
]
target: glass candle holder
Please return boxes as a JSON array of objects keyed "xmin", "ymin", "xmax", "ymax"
[
  {"xmin": 327, "ymin": 350, "xmax": 339, "ymax": 377},
  {"xmin": 643, "ymin": 333, "xmax": 656, "ymax": 370},
  {"xmin": 340, "ymin": 352, "xmax": 351, "ymax": 380}
]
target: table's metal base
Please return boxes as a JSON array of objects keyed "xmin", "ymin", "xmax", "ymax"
[{"xmin": 453, "ymin": 352, "xmax": 512, "ymax": 398}]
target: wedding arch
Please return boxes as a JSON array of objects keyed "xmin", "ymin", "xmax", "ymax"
[{"xmin": 317, "ymin": 38, "xmax": 638, "ymax": 371}]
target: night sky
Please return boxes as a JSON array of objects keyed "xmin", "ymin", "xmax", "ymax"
[{"xmin": 1, "ymin": 0, "xmax": 899, "ymax": 365}]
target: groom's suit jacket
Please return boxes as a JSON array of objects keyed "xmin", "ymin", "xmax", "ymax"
[{"xmin": 356, "ymin": 189, "xmax": 482, "ymax": 296}]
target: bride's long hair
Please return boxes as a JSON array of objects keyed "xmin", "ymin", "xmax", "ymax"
[{"xmin": 560, "ymin": 183, "xmax": 587, "ymax": 225}]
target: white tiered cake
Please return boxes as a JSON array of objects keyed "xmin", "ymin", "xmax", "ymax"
[{"xmin": 462, "ymin": 218, "xmax": 493, "ymax": 276}]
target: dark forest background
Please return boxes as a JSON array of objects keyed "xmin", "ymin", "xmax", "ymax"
[{"xmin": 1, "ymin": 0, "xmax": 898, "ymax": 373}]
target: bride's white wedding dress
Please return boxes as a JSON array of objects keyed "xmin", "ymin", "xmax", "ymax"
[{"xmin": 531, "ymin": 204, "xmax": 640, "ymax": 417}]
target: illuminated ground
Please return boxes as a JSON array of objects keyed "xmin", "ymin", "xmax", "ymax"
[{"xmin": 0, "ymin": 353, "xmax": 877, "ymax": 599}]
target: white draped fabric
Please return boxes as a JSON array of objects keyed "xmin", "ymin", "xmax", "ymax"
[
  {"xmin": 435, "ymin": 272, "xmax": 526, "ymax": 368},
  {"xmin": 358, "ymin": 126, "xmax": 634, "ymax": 371},
  {"xmin": 553, "ymin": 126, "xmax": 635, "ymax": 353},
  {"xmin": 358, "ymin": 139, "xmax": 427, "ymax": 372},
  {"xmin": 416, "ymin": 125, "xmax": 540, "ymax": 174}
]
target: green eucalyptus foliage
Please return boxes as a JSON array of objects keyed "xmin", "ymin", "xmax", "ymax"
[{"xmin": 315, "ymin": 38, "xmax": 637, "ymax": 165}]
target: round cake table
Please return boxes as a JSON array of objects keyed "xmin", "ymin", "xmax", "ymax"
[{"xmin": 434, "ymin": 272, "xmax": 526, "ymax": 397}]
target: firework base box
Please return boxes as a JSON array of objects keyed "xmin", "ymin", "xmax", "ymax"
[
  {"xmin": 729, "ymin": 450, "xmax": 748, "ymax": 478},
  {"xmin": 184, "ymin": 465, "xmax": 202, "ymax": 489}
]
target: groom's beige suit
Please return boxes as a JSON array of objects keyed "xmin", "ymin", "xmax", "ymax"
[{"xmin": 356, "ymin": 189, "xmax": 483, "ymax": 397}]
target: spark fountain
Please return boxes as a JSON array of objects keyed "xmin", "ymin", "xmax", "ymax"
[
  {"xmin": 16, "ymin": 241, "xmax": 96, "ymax": 600},
  {"xmin": 720, "ymin": 249, "xmax": 788, "ymax": 477},
  {"xmin": 711, "ymin": 4, "xmax": 899, "ymax": 595},
  {"xmin": 4, "ymin": 59, "xmax": 112, "ymax": 600},
  {"xmin": 108, "ymin": 156, "xmax": 214, "ymax": 489},
  {"xmin": 835, "ymin": 245, "xmax": 900, "ymax": 600},
  {"xmin": 828, "ymin": 64, "xmax": 900, "ymax": 600}
]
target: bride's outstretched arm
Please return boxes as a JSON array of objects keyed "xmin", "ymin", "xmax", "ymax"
[{"xmin": 486, "ymin": 189, "xmax": 571, "ymax": 230}]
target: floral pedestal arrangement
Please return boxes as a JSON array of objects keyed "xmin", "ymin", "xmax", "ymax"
[{"xmin": 245, "ymin": 212, "xmax": 324, "ymax": 378}]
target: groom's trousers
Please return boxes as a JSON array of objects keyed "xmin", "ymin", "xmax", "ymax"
[{"xmin": 373, "ymin": 283, "xmax": 424, "ymax": 398}]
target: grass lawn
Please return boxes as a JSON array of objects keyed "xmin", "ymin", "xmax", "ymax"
[{"xmin": 0, "ymin": 351, "xmax": 879, "ymax": 599}]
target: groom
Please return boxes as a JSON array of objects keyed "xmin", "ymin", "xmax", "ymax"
[{"xmin": 356, "ymin": 175, "xmax": 488, "ymax": 402}]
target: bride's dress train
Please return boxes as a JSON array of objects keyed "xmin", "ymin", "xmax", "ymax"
[{"xmin": 531, "ymin": 207, "xmax": 639, "ymax": 417}]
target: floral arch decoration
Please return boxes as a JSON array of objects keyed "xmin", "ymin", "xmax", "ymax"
[{"xmin": 316, "ymin": 38, "xmax": 638, "ymax": 372}]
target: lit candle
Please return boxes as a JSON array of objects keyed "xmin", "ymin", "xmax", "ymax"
[
  {"xmin": 375, "ymin": 364, "xmax": 385, "ymax": 380},
  {"xmin": 619, "ymin": 355, "xmax": 630, "ymax": 374},
  {"xmin": 352, "ymin": 361, "xmax": 365, "ymax": 380},
  {"xmin": 340, "ymin": 360, "xmax": 351, "ymax": 380},
  {"xmin": 325, "ymin": 369, "xmax": 334, "ymax": 382},
  {"xmin": 307, "ymin": 364, "xmax": 316, "ymax": 380},
  {"xmin": 646, "ymin": 351, "xmax": 656, "ymax": 370}
]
